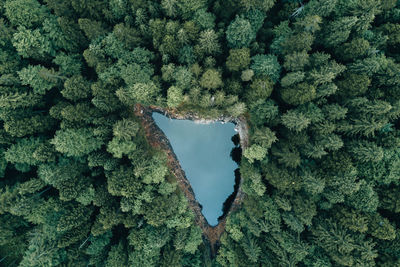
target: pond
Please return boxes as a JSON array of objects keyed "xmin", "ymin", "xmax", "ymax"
[{"xmin": 152, "ymin": 112, "xmax": 238, "ymax": 226}]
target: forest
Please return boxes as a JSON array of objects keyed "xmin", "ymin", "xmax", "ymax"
[{"xmin": 1, "ymin": 0, "xmax": 400, "ymax": 266}]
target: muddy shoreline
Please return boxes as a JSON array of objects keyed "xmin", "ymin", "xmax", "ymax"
[{"xmin": 134, "ymin": 104, "xmax": 249, "ymax": 257}]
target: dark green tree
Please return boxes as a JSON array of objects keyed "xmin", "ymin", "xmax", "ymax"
[{"xmin": 226, "ymin": 16, "xmax": 256, "ymax": 48}]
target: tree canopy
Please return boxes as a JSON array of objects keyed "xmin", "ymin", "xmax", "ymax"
[{"xmin": 1, "ymin": 0, "xmax": 400, "ymax": 266}]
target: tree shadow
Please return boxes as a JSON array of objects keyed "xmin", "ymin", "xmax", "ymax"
[{"xmin": 218, "ymin": 134, "xmax": 242, "ymax": 221}]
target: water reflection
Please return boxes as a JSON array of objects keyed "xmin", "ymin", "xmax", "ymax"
[{"xmin": 152, "ymin": 112, "xmax": 239, "ymax": 226}]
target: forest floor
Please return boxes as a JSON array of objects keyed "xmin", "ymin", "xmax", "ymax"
[{"xmin": 134, "ymin": 104, "xmax": 249, "ymax": 257}]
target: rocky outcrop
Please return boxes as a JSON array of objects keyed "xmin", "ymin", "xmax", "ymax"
[{"xmin": 134, "ymin": 104, "xmax": 249, "ymax": 257}]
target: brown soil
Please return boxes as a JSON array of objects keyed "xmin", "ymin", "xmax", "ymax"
[{"xmin": 134, "ymin": 104, "xmax": 249, "ymax": 257}]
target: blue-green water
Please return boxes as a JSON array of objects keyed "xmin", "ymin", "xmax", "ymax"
[{"xmin": 152, "ymin": 112, "xmax": 238, "ymax": 226}]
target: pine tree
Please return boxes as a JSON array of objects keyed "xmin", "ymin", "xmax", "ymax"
[
  {"xmin": 226, "ymin": 48, "xmax": 251, "ymax": 72},
  {"xmin": 116, "ymin": 82, "xmax": 161, "ymax": 106},
  {"xmin": 62, "ymin": 75, "xmax": 91, "ymax": 101},
  {"xmin": 281, "ymin": 109, "xmax": 311, "ymax": 132},
  {"xmin": 12, "ymin": 27, "xmax": 54, "ymax": 60},
  {"xmin": 250, "ymin": 54, "xmax": 281, "ymax": 83},
  {"xmin": 226, "ymin": 16, "xmax": 256, "ymax": 48},
  {"xmin": 51, "ymin": 128, "xmax": 104, "ymax": 157},
  {"xmin": 167, "ymin": 86, "xmax": 184, "ymax": 108},
  {"xmin": 4, "ymin": 0, "xmax": 49, "ymax": 28},
  {"xmin": 199, "ymin": 69, "xmax": 223, "ymax": 90},
  {"xmin": 18, "ymin": 65, "xmax": 60, "ymax": 94}
]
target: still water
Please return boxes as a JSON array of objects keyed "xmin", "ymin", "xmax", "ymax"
[{"xmin": 152, "ymin": 112, "xmax": 238, "ymax": 226}]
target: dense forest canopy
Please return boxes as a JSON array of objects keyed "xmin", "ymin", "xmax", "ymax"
[{"xmin": 1, "ymin": 0, "xmax": 400, "ymax": 266}]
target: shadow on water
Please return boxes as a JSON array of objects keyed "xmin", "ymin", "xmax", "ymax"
[
  {"xmin": 218, "ymin": 134, "xmax": 242, "ymax": 222},
  {"xmin": 135, "ymin": 104, "xmax": 250, "ymax": 257}
]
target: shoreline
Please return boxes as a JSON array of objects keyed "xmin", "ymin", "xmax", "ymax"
[{"xmin": 133, "ymin": 104, "xmax": 249, "ymax": 257}]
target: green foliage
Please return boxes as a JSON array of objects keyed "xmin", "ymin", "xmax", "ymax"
[
  {"xmin": 312, "ymin": 219, "xmax": 378, "ymax": 266},
  {"xmin": 5, "ymin": 0, "xmax": 49, "ymax": 28},
  {"xmin": 281, "ymin": 82, "xmax": 317, "ymax": 105},
  {"xmin": 250, "ymin": 54, "xmax": 281, "ymax": 82},
  {"xmin": 4, "ymin": 114, "xmax": 56, "ymax": 137},
  {"xmin": 18, "ymin": 228, "xmax": 67, "ymax": 267},
  {"xmin": 18, "ymin": 65, "xmax": 59, "ymax": 94},
  {"xmin": 226, "ymin": 102, "xmax": 247, "ymax": 117},
  {"xmin": 239, "ymin": 0, "xmax": 276, "ymax": 13},
  {"xmin": 281, "ymin": 109, "xmax": 311, "ymax": 132},
  {"xmin": 176, "ymin": 0, "xmax": 207, "ymax": 19},
  {"xmin": 347, "ymin": 140, "xmax": 384, "ymax": 163},
  {"xmin": 112, "ymin": 119, "xmax": 139, "ymax": 141},
  {"xmin": 337, "ymin": 73, "xmax": 371, "ymax": 97},
  {"xmin": 379, "ymin": 23, "xmax": 400, "ymax": 48},
  {"xmin": 245, "ymin": 76, "xmax": 273, "ymax": 102},
  {"xmin": 243, "ymin": 144, "xmax": 267, "ymax": 163},
  {"xmin": 4, "ymin": 137, "xmax": 43, "ymax": 166},
  {"xmin": 244, "ymin": 9, "xmax": 266, "ymax": 34},
  {"xmin": 51, "ymin": 128, "xmax": 103, "ymax": 157},
  {"xmin": 282, "ymin": 32, "xmax": 315, "ymax": 54},
  {"xmin": 116, "ymin": 82, "xmax": 161, "ymax": 106},
  {"xmin": 199, "ymin": 69, "xmax": 223, "ymax": 90},
  {"xmin": 0, "ymin": 92, "xmax": 42, "ymax": 109},
  {"xmin": 167, "ymin": 86, "xmax": 184, "ymax": 108},
  {"xmin": 283, "ymin": 50, "xmax": 310, "ymax": 71},
  {"xmin": 241, "ymin": 69, "xmax": 254, "ymax": 81},
  {"xmin": 226, "ymin": 48, "xmax": 251, "ymax": 72},
  {"xmin": 226, "ymin": 16, "xmax": 256, "ymax": 48},
  {"xmin": 178, "ymin": 45, "xmax": 196, "ymax": 65},
  {"xmin": 335, "ymin": 38, "xmax": 370, "ymax": 61},
  {"xmin": 53, "ymin": 53, "xmax": 82, "ymax": 76},
  {"xmin": 12, "ymin": 26, "xmax": 53, "ymax": 59},
  {"xmin": 134, "ymin": 153, "xmax": 169, "ymax": 184},
  {"xmin": 249, "ymin": 99, "xmax": 279, "ymax": 126},
  {"xmin": 62, "ymin": 75, "xmax": 91, "ymax": 101},
  {"xmin": 107, "ymin": 137, "xmax": 136, "ymax": 158},
  {"xmin": 321, "ymin": 16, "xmax": 359, "ymax": 47},
  {"xmin": 193, "ymin": 8, "xmax": 216, "ymax": 29},
  {"xmin": 173, "ymin": 67, "xmax": 193, "ymax": 90},
  {"xmin": 197, "ymin": 29, "xmax": 221, "ymax": 56},
  {"xmin": 346, "ymin": 180, "xmax": 379, "ymax": 212},
  {"xmin": 2, "ymin": 0, "xmax": 400, "ymax": 265},
  {"xmin": 106, "ymin": 241, "xmax": 128, "ymax": 267}
]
